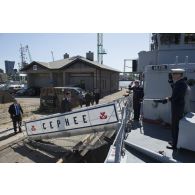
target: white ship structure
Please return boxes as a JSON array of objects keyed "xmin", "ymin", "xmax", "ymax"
[{"xmin": 138, "ymin": 33, "xmax": 195, "ymax": 124}]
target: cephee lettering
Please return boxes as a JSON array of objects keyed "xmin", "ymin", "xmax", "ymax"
[
  {"xmin": 40, "ymin": 114, "xmax": 89, "ymax": 131},
  {"xmin": 25, "ymin": 104, "xmax": 118, "ymax": 137}
]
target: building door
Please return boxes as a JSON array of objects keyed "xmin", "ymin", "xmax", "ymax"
[
  {"xmin": 29, "ymin": 73, "xmax": 51, "ymax": 87},
  {"xmin": 68, "ymin": 73, "xmax": 94, "ymax": 91},
  {"xmin": 53, "ymin": 72, "xmax": 63, "ymax": 87}
]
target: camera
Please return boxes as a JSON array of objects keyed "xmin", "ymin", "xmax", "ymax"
[{"xmin": 168, "ymin": 73, "xmax": 173, "ymax": 84}]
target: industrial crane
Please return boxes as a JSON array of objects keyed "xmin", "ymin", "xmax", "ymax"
[
  {"xmin": 97, "ymin": 33, "xmax": 107, "ymax": 64},
  {"xmin": 19, "ymin": 44, "xmax": 33, "ymax": 70}
]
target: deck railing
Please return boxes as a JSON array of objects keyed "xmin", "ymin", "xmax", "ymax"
[{"xmin": 105, "ymin": 96, "xmax": 132, "ymax": 163}]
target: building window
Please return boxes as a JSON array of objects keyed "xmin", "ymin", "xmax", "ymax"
[
  {"xmin": 151, "ymin": 33, "xmax": 158, "ymax": 50},
  {"xmin": 160, "ymin": 33, "xmax": 181, "ymax": 45},
  {"xmin": 184, "ymin": 33, "xmax": 195, "ymax": 44},
  {"xmin": 102, "ymin": 79, "xmax": 106, "ymax": 89},
  {"xmin": 33, "ymin": 65, "xmax": 37, "ymax": 71}
]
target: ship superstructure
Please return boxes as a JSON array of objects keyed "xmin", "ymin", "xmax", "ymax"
[{"xmin": 139, "ymin": 33, "xmax": 195, "ymax": 123}]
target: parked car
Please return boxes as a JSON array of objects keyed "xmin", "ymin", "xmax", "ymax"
[
  {"xmin": 15, "ymin": 87, "xmax": 40, "ymax": 96},
  {"xmin": 15, "ymin": 88, "xmax": 27, "ymax": 96},
  {"xmin": 8, "ymin": 85, "xmax": 23, "ymax": 94}
]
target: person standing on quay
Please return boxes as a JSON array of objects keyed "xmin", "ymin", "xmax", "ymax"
[
  {"xmin": 8, "ymin": 99, "xmax": 23, "ymax": 134},
  {"xmin": 94, "ymin": 88, "xmax": 100, "ymax": 105},
  {"xmin": 61, "ymin": 91, "xmax": 72, "ymax": 113}
]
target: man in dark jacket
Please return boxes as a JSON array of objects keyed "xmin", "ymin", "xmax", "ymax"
[
  {"xmin": 8, "ymin": 99, "xmax": 23, "ymax": 134},
  {"xmin": 61, "ymin": 92, "xmax": 72, "ymax": 113},
  {"xmin": 165, "ymin": 69, "xmax": 188, "ymax": 149},
  {"xmin": 85, "ymin": 91, "xmax": 91, "ymax": 107},
  {"xmin": 94, "ymin": 88, "xmax": 100, "ymax": 105},
  {"xmin": 129, "ymin": 80, "xmax": 144, "ymax": 121},
  {"xmin": 90, "ymin": 91, "xmax": 95, "ymax": 105}
]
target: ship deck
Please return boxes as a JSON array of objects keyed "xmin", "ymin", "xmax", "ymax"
[{"xmin": 122, "ymin": 121, "xmax": 195, "ymax": 163}]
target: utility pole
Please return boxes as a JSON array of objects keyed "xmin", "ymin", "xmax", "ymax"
[
  {"xmin": 97, "ymin": 33, "xmax": 107, "ymax": 64},
  {"xmin": 51, "ymin": 51, "xmax": 54, "ymax": 62},
  {"xmin": 26, "ymin": 45, "xmax": 32, "ymax": 63}
]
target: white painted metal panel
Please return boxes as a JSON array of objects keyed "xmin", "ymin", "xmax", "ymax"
[
  {"xmin": 143, "ymin": 99, "xmax": 172, "ymax": 123},
  {"xmin": 25, "ymin": 103, "xmax": 119, "ymax": 139},
  {"xmin": 177, "ymin": 112, "xmax": 195, "ymax": 151}
]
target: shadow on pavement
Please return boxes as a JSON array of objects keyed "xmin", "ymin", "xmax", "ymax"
[
  {"xmin": 12, "ymin": 143, "xmax": 60, "ymax": 163},
  {"xmin": 0, "ymin": 132, "xmax": 16, "ymax": 142},
  {"xmin": 125, "ymin": 144, "xmax": 159, "ymax": 163},
  {"xmin": 142, "ymin": 122, "xmax": 171, "ymax": 142},
  {"xmin": 172, "ymin": 148, "xmax": 195, "ymax": 163}
]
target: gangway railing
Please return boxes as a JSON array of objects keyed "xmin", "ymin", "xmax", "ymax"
[{"xmin": 105, "ymin": 96, "xmax": 132, "ymax": 163}]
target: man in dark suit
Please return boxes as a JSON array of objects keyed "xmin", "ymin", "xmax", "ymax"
[
  {"xmin": 85, "ymin": 91, "xmax": 91, "ymax": 107},
  {"xmin": 8, "ymin": 100, "xmax": 23, "ymax": 134},
  {"xmin": 165, "ymin": 69, "xmax": 188, "ymax": 149}
]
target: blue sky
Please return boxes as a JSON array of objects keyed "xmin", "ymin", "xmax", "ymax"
[{"xmin": 0, "ymin": 33, "xmax": 149, "ymax": 72}]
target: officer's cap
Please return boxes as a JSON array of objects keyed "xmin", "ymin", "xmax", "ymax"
[{"xmin": 170, "ymin": 68, "xmax": 185, "ymax": 74}]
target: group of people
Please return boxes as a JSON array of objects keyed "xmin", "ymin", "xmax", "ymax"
[
  {"xmin": 83, "ymin": 90, "xmax": 100, "ymax": 107},
  {"xmin": 128, "ymin": 68, "xmax": 189, "ymax": 150},
  {"xmin": 61, "ymin": 89, "xmax": 101, "ymax": 113}
]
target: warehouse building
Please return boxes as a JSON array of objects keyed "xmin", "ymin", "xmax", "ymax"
[{"xmin": 21, "ymin": 51, "xmax": 120, "ymax": 97}]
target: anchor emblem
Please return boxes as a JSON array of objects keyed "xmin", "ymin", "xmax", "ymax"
[
  {"xmin": 31, "ymin": 125, "xmax": 36, "ymax": 131},
  {"xmin": 100, "ymin": 112, "xmax": 107, "ymax": 119}
]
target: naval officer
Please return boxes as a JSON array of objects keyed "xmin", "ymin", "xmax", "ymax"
[
  {"xmin": 165, "ymin": 69, "xmax": 188, "ymax": 149},
  {"xmin": 128, "ymin": 80, "xmax": 144, "ymax": 121}
]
